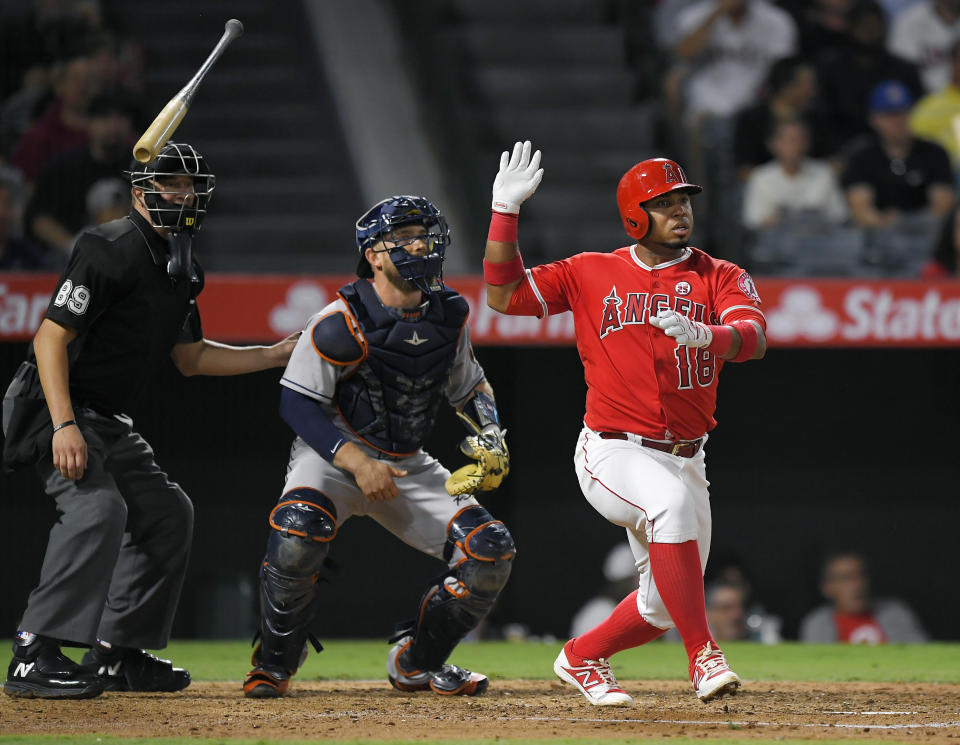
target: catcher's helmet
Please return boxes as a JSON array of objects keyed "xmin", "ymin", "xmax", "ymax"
[
  {"xmin": 616, "ymin": 158, "xmax": 701, "ymax": 240},
  {"xmin": 127, "ymin": 142, "xmax": 215, "ymax": 232},
  {"xmin": 355, "ymin": 195, "xmax": 450, "ymax": 294}
]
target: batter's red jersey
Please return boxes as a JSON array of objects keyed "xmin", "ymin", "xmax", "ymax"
[{"xmin": 507, "ymin": 246, "xmax": 765, "ymax": 440}]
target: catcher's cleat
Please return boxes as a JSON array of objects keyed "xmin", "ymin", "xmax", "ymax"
[
  {"xmin": 4, "ymin": 635, "xmax": 104, "ymax": 699},
  {"xmin": 81, "ymin": 642, "xmax": 190, "ymax": 692},
  {"xmin": 387, "ymin": 636, "xmax": 488, "ymax": 696},
  {"xmin": 553, "ymin": 639, "xmax": 633, "ymax": 707},
  {"xmin": 429, "ymin": 664, "xmax": 488, "ymax": 696},
  {"xmin": 243, "ymin": 665, "xmax": 290, "ymax": 698},
  {"xmin": 691, "ymin": 642, "xmax": 741, "ymax": 702}
]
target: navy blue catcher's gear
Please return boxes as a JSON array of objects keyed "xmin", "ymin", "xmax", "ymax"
[
  {"xmin": 310, "ymin": 310, "xmax": 367, "ymax": 365},
  {"xmin": 127, "ymin": 142, "xmax": 215, "ymax": 233},
  {"xmin": 257, "ymin": 489, "xmax": 337, "ymax": 673},
  {"xmin": 335, "ymin": 279, "xmax": 469, "ymax": 455},
  {"xmin": 400, "ymin": 505, "xmax": 516, "ymax": 672},
  {"xmin": 355, "ymin": 195, "xmax": 450, "ymax": 294}
]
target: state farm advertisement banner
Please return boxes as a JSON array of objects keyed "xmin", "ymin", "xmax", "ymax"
[{"xmin": 2, "ymin": 273, "xmax": 960, "ymax": 347}]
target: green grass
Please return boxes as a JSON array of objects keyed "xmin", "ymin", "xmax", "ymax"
[{"xmin": 150, "ymin": 639, "xmax": 960, "ymax": 684}]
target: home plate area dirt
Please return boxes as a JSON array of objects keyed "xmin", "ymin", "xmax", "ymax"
[{"xmin": 2, "ymin": 680, "xmax": 959, "ymax": 742}]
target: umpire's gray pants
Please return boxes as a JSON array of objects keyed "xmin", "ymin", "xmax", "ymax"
[{"xmin": 19, "ymin": 409, "xmax": 193, "ymax": 649}]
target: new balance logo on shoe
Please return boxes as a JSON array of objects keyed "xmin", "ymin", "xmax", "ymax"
[
  {"xmin": 12, "ymin": 662, "xmax": 35, "ymax": 678},
  {"xmin": 569, "ymin": 668, "xmax": 601, "ymax": 688},
  {"xmin": 553, "ymin": 641, "xmax": 633, "ymax": 707},
  {"xmin": 104, "ymin": 662, "xmax": 122, "ymax": 677}
]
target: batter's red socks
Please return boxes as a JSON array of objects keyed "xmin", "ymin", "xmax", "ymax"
[
  {"xmin": 571, "ymin": 590, "xmax": 666, "ymax": 660},
  {"xmin": 649, "ymin": 540, "xmax": 716, "ymax": 674}
]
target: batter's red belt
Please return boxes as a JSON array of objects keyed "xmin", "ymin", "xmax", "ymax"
[{"xmin": 597, "ymin": 432, "xmax": 703, "ymax": 458}]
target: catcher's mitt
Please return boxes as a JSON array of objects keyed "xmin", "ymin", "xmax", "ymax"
[{"xmin": 445, "ymin": 430, "xmax": 510, "ymax": 496}]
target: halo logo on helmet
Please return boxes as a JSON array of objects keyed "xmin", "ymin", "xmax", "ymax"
[
  {"xmin": 126, "ymin": 142, "xmax": 215, "ymax": 233},
  {"xmin": 355, "ymin": 195, "xmax": 450, "ymax": 294},
  {"xmin": 616, "ymin": 158, "xmax": 701, "ymax": 241}
]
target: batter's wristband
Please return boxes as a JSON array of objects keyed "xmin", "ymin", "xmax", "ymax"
[
  {"xmin": 488, "ymin": 210, "xmax": 519, "ymax": 243},
  {"xmin": 730, "ymin": 320, "xmax": 760, "ymax": 362},
  {"xmin": 483, "ymin": 254, "xmax": 525, "ymax": 286},
  {"xmin": 705, "ymin": 325, "xmax": 734, "ymax": 357}
]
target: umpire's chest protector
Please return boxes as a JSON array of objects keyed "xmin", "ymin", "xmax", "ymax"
[{"xmin": 336, "ymin": 280, "xmax": 468, "ymax": 456}]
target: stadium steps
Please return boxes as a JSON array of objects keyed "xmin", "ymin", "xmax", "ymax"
[
  {"xmin": 102, "ymin": 0, "xmax": 362, "ymax": 273},
  {"xmin": 425, "ymin": 0, "xmax": 655, "ymax": 261}
]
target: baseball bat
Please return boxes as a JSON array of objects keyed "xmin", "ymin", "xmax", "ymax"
[{"xmin": 132, "ymin": 18, "xmax": 244, "ymax": 163}]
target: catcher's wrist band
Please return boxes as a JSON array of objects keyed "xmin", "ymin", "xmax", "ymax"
[
  {"xmin": 487, "ymin": 210, "xmax": 519, "ymax": 242},
  {"xmin": 705, "ymin": 325, "xmax": 734, "ymax": 356},
  {"xmin": 52, "ymin": 419, "xmax": 77, "ymax": 434}
]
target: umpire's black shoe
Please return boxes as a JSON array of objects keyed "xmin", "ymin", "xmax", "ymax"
[
  {"xmin": 4, "ymin": 635, "xmax": 104, "ymax": 699},
  {"xmin": 81, "ymin": 643, "xmax": 190, "ymax": 692}
]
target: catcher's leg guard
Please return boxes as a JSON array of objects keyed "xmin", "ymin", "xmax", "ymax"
[
  {"xmin": 256, "ymin": 489, "xmax": 337, "ymax": 674},
  {"xmin": 405, "ymin": 505, "xmax": 516, "ymax": 671}
]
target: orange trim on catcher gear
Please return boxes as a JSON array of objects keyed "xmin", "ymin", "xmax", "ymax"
[
  {"xmin": 443, "ymin": 576, "xmax": 470, "ymax": 599},
  {"xmin": 394, "ymin": 637, "xmax": 424, "ymax": 679},
  {"xmin": 269, "ymin": 489, "xmax": 338, "ymax": 542},
  {"xmin": 458, "ymin": 520, "xmax": 512, "ymax": 562},
  {"xmin": 309, "ymin": 309, "xmax": 368, "ymax": 366}
]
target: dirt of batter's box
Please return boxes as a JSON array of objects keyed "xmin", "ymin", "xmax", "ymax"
[{"xmin": 1, "ymin": 680, "xmax": 959, "ymax": 742}]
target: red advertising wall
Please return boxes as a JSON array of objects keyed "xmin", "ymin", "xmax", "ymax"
[{"xmin": 3, "ymin": 273, "xmax": 960, "ymax": 347}]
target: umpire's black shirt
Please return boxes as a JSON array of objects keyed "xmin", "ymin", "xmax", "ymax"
[{"xmin": 42, "ymin": 210, "xmax": 204, "ymax": 416}]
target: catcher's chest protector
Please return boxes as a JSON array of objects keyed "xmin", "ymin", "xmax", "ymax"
[{"xmin": 336, "ymin": 280, "xmax": 467, "ymax": 454}]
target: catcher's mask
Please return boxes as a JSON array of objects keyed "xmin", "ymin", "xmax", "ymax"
[
  {"xmin": 355, "ymin": 195, "xmax": 450, "ymax": 294},
  {"xmin": 617, "ymin": 158, "xmax": 701, "ymax": 241},
  {"xmin": 126, "ymin": 142, "xmax": 215, "ymax": 233}
]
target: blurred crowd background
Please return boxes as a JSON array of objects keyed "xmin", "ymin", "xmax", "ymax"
[
  {"xmin": 5, "ymin": 0, "xmax": 960, "ymax": 279},
  {"xmin": 1, "ymin": 0, "xmax": 956, "ymax": 644}
]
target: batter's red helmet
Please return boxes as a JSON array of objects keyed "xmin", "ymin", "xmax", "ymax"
[{"xmin": 617, "ymin": 158, "xmax": 701, "ymax": 240}]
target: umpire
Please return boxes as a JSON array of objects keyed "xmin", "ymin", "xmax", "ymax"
[{"xmin": 1, "ymin": 142, "xmax": 297, "ymax": 699}]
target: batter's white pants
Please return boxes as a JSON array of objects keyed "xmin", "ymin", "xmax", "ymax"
[{"xmin": 574, "ymin": 426, "xmax": 711, "ymax": 630}]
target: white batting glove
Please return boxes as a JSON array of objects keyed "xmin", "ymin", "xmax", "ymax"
[
  {"xmin": 492, "ymin": 140, "xmax": 544, "ymax": 214},
  {"xmin": 650, "ymin": 309, "xmax": 713, "ymax": 348}
]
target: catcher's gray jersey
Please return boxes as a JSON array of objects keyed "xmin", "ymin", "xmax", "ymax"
[{"xmin": 280, "ymin": 297, "xmax": 486, "ymax": 559}]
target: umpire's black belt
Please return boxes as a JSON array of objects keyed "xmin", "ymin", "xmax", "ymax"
[{"xmin": 598, "ymin": 431, "xmax": 703, "ymax": 459}]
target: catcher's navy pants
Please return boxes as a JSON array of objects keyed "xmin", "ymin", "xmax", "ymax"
[{"xmin": 19, "ymin": 408, "xmax": 193, "ymax": 649}]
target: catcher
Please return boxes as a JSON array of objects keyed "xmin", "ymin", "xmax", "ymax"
[{"xmin": 243, "ymin": 195, "xmax": 515, "ymax": 698}]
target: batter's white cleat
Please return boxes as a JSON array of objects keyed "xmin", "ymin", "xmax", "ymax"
[
  {"xmin": 553, "ymin": 639, "xmax": 634, "ymax": 707},
  {"xmin": 691, "ymin": 642, "xmax": 741, "ymax": 702}
]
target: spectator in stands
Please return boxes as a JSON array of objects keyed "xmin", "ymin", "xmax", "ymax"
[
  {"xmin": 816, "ymin": 0, "xmax": 924, "ymax": 147},
  {"xmin": 704, "ymin": 552, "xmax": 782, "ymax": 643},
  {"xmin": 910, "ymin": 39, "xmax": 960, "ymax": 169},
  {"xmin": 10, "ymin": 52, "xmax": 93, "ymax": 183},
  {"xmin": 25, "ymin": 91, "xmax": 134, "ymax": 260},
  {"xmin": 672, "ymin": 0, "xmax": 798, "ymax": 124},
  {"xmin": 921, "ymin": 199, "xmax": 960, "ymax": 276},
  {"xmin": 0, "ymin": 176, "xmax": 46, "ymax": 270},
  {"xmin": 742, "ymin": 118, "xmax": 847, "ymax": 229},
  {"xmin": 83, "ymin": 177, "xmax": 128, "ymax": 229},
  {"xmin": 889, "ymin": 0, "xmax": 960, "ymax": 92},
  {"xmin": 800, "ymin": 550, "xmax": 928, "ymax": 643},
  {"xmin": 705, "ymin": 580, "xmax": 750, "ymax": 641},
  {"xmin": 569, "ymin": 543, "xmax": 638, "ymax": 639},
  {"xmin": 733, "ymin": 56, "xmax": 838, "ymax": 180},
  {"xmin": 842, "ymin": 80, "xmax": 955, "ymax": 227},
  {"xmin": 779, "ymin": 0, "xmax": 855, "ymax": 60}
]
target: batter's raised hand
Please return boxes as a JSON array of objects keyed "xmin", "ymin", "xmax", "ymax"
[
  {"xmin": 650, "ymin": 309, "xmax": 713, "ymax": 348},
  {"xmin": 492, "ymin": 140, "xmax": 544, "ymax": 214}
]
